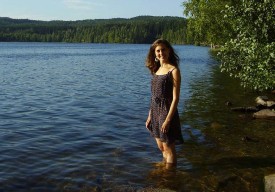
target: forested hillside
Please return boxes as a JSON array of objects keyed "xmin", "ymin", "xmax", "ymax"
[{"xmin": 0, "ymin": 16, "xmax": 186, "ymax": 44}]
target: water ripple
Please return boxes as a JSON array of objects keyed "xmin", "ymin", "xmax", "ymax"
[{"xmin": 0, "ymin": 43, "xmax": 215, "ymax": 191}]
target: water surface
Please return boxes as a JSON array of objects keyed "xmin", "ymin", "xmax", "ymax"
[{"xmin": 0, "ymin": 43, "xmax": 274, "ymax": 192}]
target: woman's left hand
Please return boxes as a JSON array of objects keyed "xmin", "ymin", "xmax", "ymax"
[{"xmin": 161, "ymin": 120, "xmax": 170, "ymax": 133}]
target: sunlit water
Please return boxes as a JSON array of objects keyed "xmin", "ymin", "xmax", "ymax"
[{"xmin": 0, "ymin": 43, "xmax": 274, "ymax": 192}]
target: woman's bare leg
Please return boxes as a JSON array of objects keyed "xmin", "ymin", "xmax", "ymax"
[
  {"xmin": 155, "ymin": 139, "xmax": 177, "ymax": 165},
  {"xmin": 163, "ymin": 142, "xmax": 176, "ymax": 164},
  {"xmin": 155, "ymin": 138, "xmax": 167, "ymax": 161}
]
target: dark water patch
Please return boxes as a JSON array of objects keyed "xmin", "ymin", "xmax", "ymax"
[{"xmin": 179, "ymin": 60, "xmax": 275, "ymax": 191}]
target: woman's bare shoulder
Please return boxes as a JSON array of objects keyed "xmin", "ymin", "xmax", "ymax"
[{"xmin": 171, "ymin": 67, "xmax": 181, "ymax": 78}]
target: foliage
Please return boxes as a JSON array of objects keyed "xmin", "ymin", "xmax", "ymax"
[
  {"xmin": 219, "ymin": 0, "xmax": 275, "ymax": 91},
  {"xmin": 183, "ymin": 0, "xmax": 274, "ymax": 91},
  {"xmin": 183, "ymin": 0, "xmax": 237, "ymax": 46},
  {"xmin": 0, "ymin": 16, "xmax": 187, "ymax": 44}
]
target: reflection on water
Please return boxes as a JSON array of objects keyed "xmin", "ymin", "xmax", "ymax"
[{"xmin": 178, "ymin": 57, "xmax": 275, "ymax": 191}]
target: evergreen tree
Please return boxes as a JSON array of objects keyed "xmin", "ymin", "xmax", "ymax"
[{"xmin": 0, "ymin": 16, "xmax": 187, "ymax": 44}]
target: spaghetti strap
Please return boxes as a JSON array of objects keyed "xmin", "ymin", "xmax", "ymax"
[
  {"xmin": 169, "ymin": 68, "xmax": 176, "ymax": 72},
  {"xmin": 168, "ymin": 68, "xmax": 176, "ymax": 74}
]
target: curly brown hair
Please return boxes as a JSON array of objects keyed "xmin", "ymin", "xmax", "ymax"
[{"xmin": 145, "ymin": 39, "xmax": 179, "ymax": 74}]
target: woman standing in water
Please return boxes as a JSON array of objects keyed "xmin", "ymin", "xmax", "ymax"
[{"xmin": 145, "ymin": 39, "xmax": 184, "ymax": 166}]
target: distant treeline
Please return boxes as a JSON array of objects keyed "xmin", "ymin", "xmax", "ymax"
[{"xmin": 0, "ymin": 16, "xmax": 187, "ymax": 44}]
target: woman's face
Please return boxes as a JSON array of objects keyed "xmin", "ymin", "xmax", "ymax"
[{"xmin": 155, "ymin": 43, "xmax": 170, "ymax": 63}]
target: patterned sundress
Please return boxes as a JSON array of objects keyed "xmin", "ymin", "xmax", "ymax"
[{"xmin": 149, "ymin": 68, "xmax": 184, "ymax": 145}]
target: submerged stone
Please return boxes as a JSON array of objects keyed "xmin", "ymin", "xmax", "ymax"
[
  {"xmin": 253, "ymin": 109, "xmax": 275, "ymax": 120},
  {"xmin": 265, "ymin": 174, "xmax": 275, "ymax": 192},
  {"xmin": 255, "ymin": 96, "xmax": 275, "ymax": 109}
]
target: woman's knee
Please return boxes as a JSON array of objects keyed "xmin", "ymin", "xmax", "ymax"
[
  {"xmin": 159, "ymin": 146, "xmax": 165, "ymax": 152},
  {"xmin": 163, "ymin": 143, "xmax": 176, "ymax": 154},
  {"xmin": 155, "ymin": 139, "xmax": 165, "ymax": 152},
  {"xmin": 157, "ymin": 143, "xmax": 164, "ymax": 152}
]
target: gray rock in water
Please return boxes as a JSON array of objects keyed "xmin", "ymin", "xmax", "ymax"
[
  {"xmin": 265, "ymin": 174, "xmax": 275, "ymax": 192},
  {"xmin": 267, "ymin": 101, "xmax": 275, "ymax": 108},
  {"xmin": 255, "ymin": 96, "xmax": 275, "ymax": 108},
  {"xmin": 253, "ymin": 109, "xmax": 275, "ymax": 120},
  {"xmin": 255, "ymin": 96, "xmax": 269, "ymax": 106}
]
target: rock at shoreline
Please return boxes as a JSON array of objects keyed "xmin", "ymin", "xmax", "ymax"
[
  {"xmin": 253, "ymin": 109, "xmax": 275, "ymax": 120},
  {"xmin": 265, "ymin": 174, "xmax": 275, "ymax": 192},
  {"xmin": 267, "ymin": 101, "xmax": 275, "ymax": 108},
  {"xmin": 256, "ymin": 96, "xmax": 269, "ymax": 102},
  {"xmin": 255, "ymin": 96, "xmax": 275, "ymax": 108},
  {"xmin": 231, "ymin": 96, "xmax": 275, "ymax": 120}
]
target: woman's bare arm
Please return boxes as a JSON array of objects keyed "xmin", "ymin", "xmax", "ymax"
[{"xmin": 161, "ymin": 68, "xmax": 181, "ymax": 133}]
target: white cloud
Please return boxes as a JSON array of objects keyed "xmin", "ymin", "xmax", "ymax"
[{"xmin": 63, "ymin": 0, "xmax": 100, "ymax": 10}]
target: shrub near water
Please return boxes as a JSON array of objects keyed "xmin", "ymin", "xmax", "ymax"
[{"xmin": 219, "ymin": 1, "xmax": 275, "ymax": 91}]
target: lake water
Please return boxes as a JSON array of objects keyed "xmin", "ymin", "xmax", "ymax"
[{"xmin": 0, "ymin": 43, "xmax": 274, "ymax": 192}]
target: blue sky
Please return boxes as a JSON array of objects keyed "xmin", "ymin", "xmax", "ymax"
[{"xmin": 0, "ymin": 0, "xmax": 185, "ymax": 21}]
